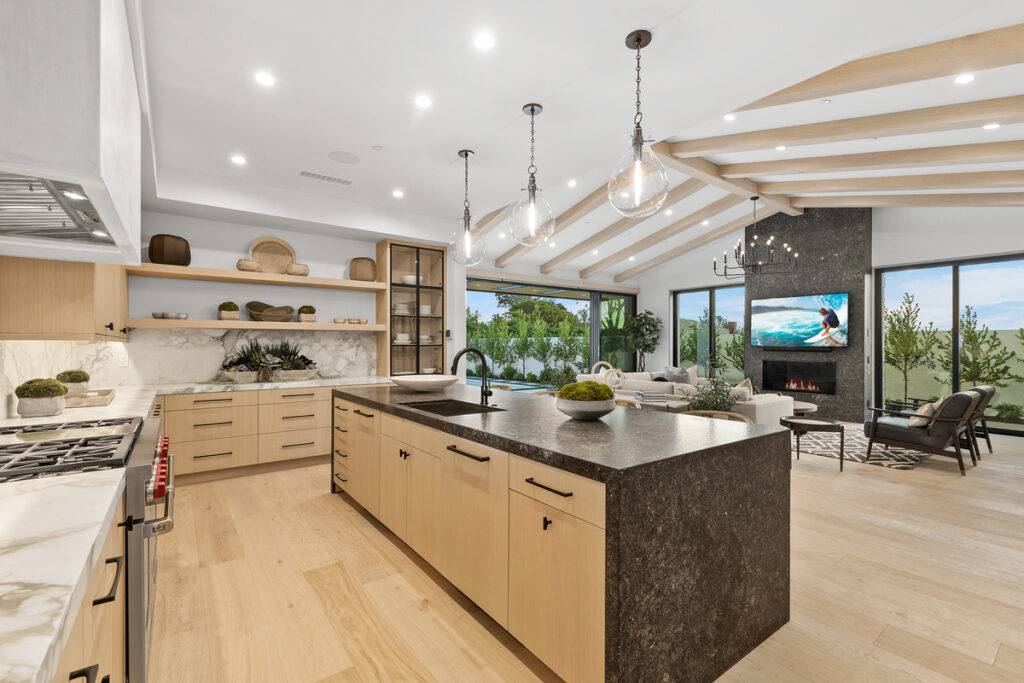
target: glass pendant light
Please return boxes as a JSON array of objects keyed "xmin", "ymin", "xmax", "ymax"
[
  {"xmin": 449, "ymin": 149, "xmax": 486, "ymax": 267},
  {"xmin": 509, "ymin": 103, "xmax": 555, "ymax": 246},
  {"xmin": 607, "ymin": 29, "xmax": 669, "ymax": 218}
]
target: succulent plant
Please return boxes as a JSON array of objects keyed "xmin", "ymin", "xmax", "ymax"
[
  {"xmin": 264, "ymin": 340, "xmax": 316, "ymax": 370},
  {"xmin": 56, "ymin": 369, "xmax": 90, "ymax": 383},
  {"xmin": 556, "ymin": 380, "xmax": 613, "ymax": 401},
  {"xmin": 218, "ymin": 301, "xmax": 239, "ymax": 312},
  {"xmin": 16, "ymin": 378, "xmax": 68, "ymax": 399},
  {"xmin": 221, "ymin": 340, "xmax": 316, "ymax": 371},
  {"xmin": 298, "ymin": 305, "xmax": 316, "ymax": 314}
]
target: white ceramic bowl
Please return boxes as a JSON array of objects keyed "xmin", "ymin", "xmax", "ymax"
[
  {"xmin": 391, "ymin": 375, "xmax": 459, "ymax": 392},
  {"xmin": 555, "ymin": 398, "xmax": 615, "ymax": 421},
  {"xmin": 401, "ymin": 275, "xmax": 418, "ymax": 285}
]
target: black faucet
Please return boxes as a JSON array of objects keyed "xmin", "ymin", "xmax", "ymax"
[{"xmin": 451, "ymin": 347, "xmax": 493, "ymax": 406}]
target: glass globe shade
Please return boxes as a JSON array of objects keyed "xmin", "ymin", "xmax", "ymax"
[
  {"xmin": 607, "ymin": 141, "xmax": 670, "ymax": 218},
  {"xmin": 449, "ymin": 222, "xmax": 486, "ymax": 267},
  {"xmin": 508, "ymin": 190, "xmax": 555, "ymax": 246}
]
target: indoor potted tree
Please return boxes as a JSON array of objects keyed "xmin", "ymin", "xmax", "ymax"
[
  {"xmin": 16, "ymin": 378, "xmax": 68, "ymax": 417},
  {"xmin": 555, "ymin": 380, "xmax": 615, "ymax": 421},
  {"xmin": 218, "ymin": 301, "xmax": 240, "ymax": 320},
  {"xmin": 56, "ymin": 369, "xmax": 90, "ymax": 397},
  {"xmin": 624, "ymin": 310, "xmax": 663, "ymax": 372},
  {"xmin": 298, "ymin": 305, "xmax": 316, "ymax": 322}
]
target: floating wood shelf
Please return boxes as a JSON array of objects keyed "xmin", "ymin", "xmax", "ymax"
[
  {"xmin": 125, "ymin": 263, "xmax": 386, "ymax": 292},
  {"xmin": 127, "ymin": 318, "xmax": 386, "ymax": 332}
]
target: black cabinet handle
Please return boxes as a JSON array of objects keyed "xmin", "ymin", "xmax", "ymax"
[
  {"xmin": 447, "ymin": 444, "xmax": 490, "ymax": 462},
  {"xmin": 282, "ymin": 414, "xmax": 315, "ymax": 420},
  {"xmin": 92, "ymin": 556, "xmax": 124, "ymax": 605},
  {"xmin": 334, "ymin": 426, "xmax": 348, "ymax": 433},
  {"xmin": 336, "ymin": 475, "xmax": 348, "ymax": 483},
  {"xmin": 119, "ymin": 327, "xmax": 127, "ymax": 335},
  {"xmin": 525, "ymin": 477, "xmax": 573, "ymax": 498},
  {"xmin": 334, "ymin": 449, "xmax": 347, "ymax": 458},
  {"xmin": 104, "ymin": 322, "xmax": 114, "ymax": 331},
  {"xmin": 194, "ymin": 420, "xmax": 232, "ymax": 428},
  {"xmin": 334, "ymin": 406, "xmax": 348, "ymax": 411},
  {"xmin": 68, "ymin": 664, "xmax": 99, "ymax": 683},
  {"xmin": 543, "ymin": 516, "xmax": 553, "ymax": 531},
  {"xmin": 283, "ymin": 392, "xmax": 315, "ymax": 398},
  {"xmin": 194, "ymin": 397, "xmax": 233, "ymax": 404},
  {"xmin": 283, "ymin": 441, "xmax": 315, "ymax": 449},
  {"xmin": 353, "ymin": 409, "xmax": 374, "ymax": 418},
  {"xmin": 399, "ymin": 449, "xmax": 412, "ymax": 459},
  {"xmin": 194, "ymin": 451, "xmax": 232, "ymax": 459}
]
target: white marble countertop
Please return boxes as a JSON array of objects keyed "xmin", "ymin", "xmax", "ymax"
[
  {"xmin": 0, "ymin": 469, "xmax": 126, "ymax": 683},
  {"xmin": 155, "ymin": 375, "xmax": 392, "ymax": 394},
  {"xmin": 0, "ymin": 385, "xmax": 159, "ymax": 428}
]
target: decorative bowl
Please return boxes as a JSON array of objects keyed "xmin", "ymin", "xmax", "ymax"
[
  {"xmin": 556, "ymin": 398, "xmax": 615, "ymax": 421},
  {"xmin": 391, "ymin": 375, "xmax": 459, "ymax": 392},
  {"xmin": 274, "ymin": 369, "xmax": 317, "ymax": 382},
  {"xmin": 246, "ymin": 301, "xmax": 294, "ymax": 322}
]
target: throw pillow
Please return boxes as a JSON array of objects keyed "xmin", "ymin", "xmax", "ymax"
[
  {"xmin": 729, "ymin": 386, "xmax": 753, "ymax": 402},
  {"xmin": 663, "ymin": 366, "xmax": 691, "ymax": 383},
  {"xmin": 735, "ymin": 378, "xmax": 754, "ymax": 394},
  {"xmin": 674, "ymin": 383, "xmax": 699, "ymax": 397},
  {"xmin": 907, "ymin": 401, "xmax": 936, "ymax": 427},
  {"xmin": 685, "ymin": 365, "xmax": 699, "ymax": 381}
]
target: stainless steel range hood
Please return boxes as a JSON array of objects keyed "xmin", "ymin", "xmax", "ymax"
[{"xmin": 0, "ymin": 173, "xmax": 111, "ymax": 243}]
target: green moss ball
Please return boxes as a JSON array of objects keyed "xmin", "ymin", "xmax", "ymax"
[
  {"xmin": 16, "ymin": 378, "xmax": 68, "ymax": 399},
  {"xmin": 298, "ymin": 305, "xmax": 316, "ymax": 314},
  {"xmin": 556, "ymin": 380, "xmax": 614, "ymax": 401},
  {"xmin": 56, "ymin": 369, "xmax": 90, "ymax": 383},
  {"xmin": 218, "ymin": 301, "xmax": 239, "ymax": 311}
]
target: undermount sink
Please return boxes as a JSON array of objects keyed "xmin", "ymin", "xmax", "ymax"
[{"xmin": 399, "ymin": 399, "xmax": 505, "ymax": 417}]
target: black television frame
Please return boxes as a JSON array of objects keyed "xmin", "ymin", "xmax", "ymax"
[{"xmin": 748, "ymin": 290, "xmax": 851, "ymax": 351}]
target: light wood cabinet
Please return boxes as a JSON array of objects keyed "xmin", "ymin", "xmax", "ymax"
[
  {"xmin": 509, "ymin": 491, "xmax": 605, "ymax": 683},
  {"xmin": 164, "ymin": 405, "xmax": 259, "ymax": 443},
  {"xmin": 258, "ymin": 387, "xmax": 332, "ymax": 404},
  {"xmin": 344, "ymin": 404, "xmax": 381, "ymax": 517},
  {"xmin": 165, "ymin": 390, "xmax": 258, "ymax": 411},
  {"xmin": 439, "ymin": 436, "xmax": 509, "ymax": 627},
  {"xmin": 258, "ymin": 400, "xmax": 330, "ymax": 433},
  {"xmin": 258, "ymin": 428, "xmax": 330, "ymax": 464},
  {"xmin": 377, "ymin": 431, "xmax": 442, "ymax": 568},
  {"xmin": 378, "ymin": 434, "xmax": 410, "ymax": 538},
  {"xmin": 174, "ymin": 435, "xmax": 260, "ymax": 475},
  {"xmin": 0, "ymin": 256, "xmax": 127, "ymax": 341}
]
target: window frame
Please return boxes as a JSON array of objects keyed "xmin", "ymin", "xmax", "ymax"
[{"xmin": 670, "ymin": 283, "xmax": 745, "ymax": 375}]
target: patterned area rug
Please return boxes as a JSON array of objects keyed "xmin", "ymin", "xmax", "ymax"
[{"xmin": 793, "ymin": 425, "xmax": 929, "ymax": 470}]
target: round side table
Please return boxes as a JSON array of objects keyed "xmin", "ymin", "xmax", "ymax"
[
  {"xmin": 779, "ymin": 416, "xmax": 845, "ymax": 471},
  {"xmin": 792, "ymin": 401, "xmax": 818, "ymax": 416}
]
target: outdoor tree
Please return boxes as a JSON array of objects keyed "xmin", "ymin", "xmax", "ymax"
[
  {"xmin": 883, "ymin": 292, "xmax": 939, "ymax": 402},
  {"xmin": 529, "ymin": 318, "xmax": 555, "ymax": 373},
  {"xmin": 721, "ymin": 328, "xmax": 746, "ymax": 374},
  {"xmin": 935, "ymin": 305, "xmax": 1023, "ymax": 388},
  {"xmin": 511, "ymin": 316, "xmax": 533, "ymax": 376},
  {"xmin": 624, "ymin": 310, "xmax": 663, "ymax": 372}
]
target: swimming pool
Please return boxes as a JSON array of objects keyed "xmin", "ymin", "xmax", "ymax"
[{"xmin": 465, "ymin": 377, "xmax": 551, "ymax": 392}]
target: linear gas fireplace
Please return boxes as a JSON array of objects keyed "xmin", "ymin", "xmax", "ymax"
[{"xmin": 762, "ymin": 360, "xmax": 837, "ymax": 395}]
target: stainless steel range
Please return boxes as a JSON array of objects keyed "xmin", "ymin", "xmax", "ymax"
[{"xmin": 0, "ymin": 412, "xmax": 173, "ymax": 681}]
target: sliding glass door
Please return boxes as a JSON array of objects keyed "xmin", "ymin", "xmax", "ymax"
[
  {"xmin": 672, "ymin": 285, "xmax": 745, "ymax": 379},
  {"xmin": 876, "ymin": 255, "xmax": 1024, "ymax": 435}
]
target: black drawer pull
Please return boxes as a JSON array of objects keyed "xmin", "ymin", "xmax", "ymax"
[
  {"xmin": 525, "ymin": 477, "xmax": 573, "ymax": 498},
  {"xmin": 282, "ymin": 414, "xmax": 315, "ymax": 420},
  {"xmin": 92, "ymin": 556, "xmax": 123, "ymax": 605},
  {"xmin": 399, "ymin": 449, "xmax": 412, "ymax": 459},
  {"xmin": 194, "ymin": 451, "xmax": 232, "ymax": 459},
  {"xmin": 447, "ymin": 444, "xmax": 490, "ymax": 462},
  {"xmin": 353, "ymin": 409, "xmax": 374, "ymax": 418},
  {"xmin": 334, "ymin": 426, "xmax": 348, "ymax": 433},
  {"xmin": 282, "ymin": 441, "xmax": 316, "ymax": 449},
  {"xmin": 193, "ymin": 397, "xmax": 233, "ymax": 404},
  {"xmin": 194, "ymin": 420, "xmax": 232, "ymax": 428},
  {"xmin": 335, "ymin": 405, "xmax": 348, "ymax": 411},
  {"xmin": 104, "ymin": 322, "xmax": 114, "ymax": 331},
  {"xmin": 68, "ymin": 664, "xmax": 99, "ymax": 683},
  {"xmin": 334, "ymin": 449, "xmax": 348, "ymax": 458},
  {"xmin": 283, "ymin": 392, "xmax": 316, "ymax": 398},
  {"xmin": 543, "ymin": 516, "xmax": 553, "ymax": 531},
  {"xmin": 336, "ymin": 475, "xmax": 348, "ymax": 483}
]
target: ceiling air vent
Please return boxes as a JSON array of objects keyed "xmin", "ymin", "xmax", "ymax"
[{"xmin": 298, "ymin": 170, "xmax": 352, "ymax": 186}]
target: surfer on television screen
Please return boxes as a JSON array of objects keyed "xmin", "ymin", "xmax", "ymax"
[{"xmin": 818, "ymin": 307, "xmax": 841, "ymax": 345}]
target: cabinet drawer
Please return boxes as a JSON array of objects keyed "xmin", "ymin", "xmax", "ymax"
[
  {"xmin": 165, "ymin": 390, "xmax": 257, "ymax": 411},
  {"xmin": 332, "ymin": 437, "xmax": 351, "ymax": 462},
  {"xmin": 509, "ymin": 455, "xmax": 606, "ymax": 529},
  {"xmin": 347, "ymin": 402, "xmax": 380, "ymax": 435},
  {"xmin": 380, "ymin": 413, "xmax": 445, "ymax": 454},
  {"xmin": 259, "ymin": 428, "xmax": 330, "ymax": 463},
  {"xmin": 333, "ymin": 452, "xmax": 349, "ymax": 477},
  {"xmin": 259, "ymin": 387, "xmax": 331, "ymax": 405},
  {"xmin": 174, "ymin": 436, "xmax": 259, "ymax": 475},
  {"xmin": 333, "ymin": 471, "xmax": 349, "ymax": 491},
  {"xmin": 164, "ymin": 406, "xmax": 258, "ymax": 442},
  {"xmin": 259, "ymin": 400, "xmax": 330, "ymax": 433}
]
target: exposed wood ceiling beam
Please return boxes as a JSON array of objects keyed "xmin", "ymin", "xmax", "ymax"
[
  {"xmin": 738, "ymin": 24, "xmax": 1024, "ymax": 111},
  {"xmin": 472, "ymin": 203, "xmax": 511, "ymax": 235},
  {"xmin": 493, "ymin": 185, "xmax": 607, "ymax": 269},
  {"xmin": 653, "ymin": 143, "xmax": 801, "ymax": 217},
  {"xmin": 669, "ymin": 95, "xmax": 1024, "ymax": 156},
  {"xmin": 791, "ymin": 192, "xmax": 1024, "ymax": 208},
  {"xmin": 579, "ymin": 194, "xmax": 745, "ymax": 279},
  {"xmin": 613, "ymin": 210, "xmax": 781, "ymax": 282},
  {"xmin": 761, "ymin": 170, "xmax": 1024, "ymax": 195},
  {"xmin": 719, "ymin": 140, "xmax": 1024, "ymax": 178},
  {"xmin": 465, "ymin": 268, "xmax": 640, "ymax": 295},
  {"xmin": 538, "ymin": 179, "xmax": 705, "ymax": 274}
]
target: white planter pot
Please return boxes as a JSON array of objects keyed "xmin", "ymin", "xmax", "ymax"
[
  {"xmin": 555, "ymin": 398, "xmax": 615, "ymax": 421},
  {"xmin": 221, "ymin": 370, "xmax": 258, "ymax": 383},
  {"xmin": 298, "ymin": 313, "xmax": 316, "ymax": 322},
  {"xmin": 17, "ymin": 395, "xmax": 65, "ymax": 418},
  {"xmin": 218, "ymin": 310, "xmax": 240, "ymax": 320},
  {"xmin": 61, "ymin": 381, "xmax": 88, "ymax": 397},
  {"xmin": 273, "ymin": 369, "xmax": 317, "ymax": 382}
]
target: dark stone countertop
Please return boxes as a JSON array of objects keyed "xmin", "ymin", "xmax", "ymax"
[{"xmin": 334, "ymin": 383, "xmax": 787, "ymax": 482}]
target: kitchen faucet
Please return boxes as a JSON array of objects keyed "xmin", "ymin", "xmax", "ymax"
[{"xmin": 451, "ymin": 347, "xmax": 492, "ymax": 406}]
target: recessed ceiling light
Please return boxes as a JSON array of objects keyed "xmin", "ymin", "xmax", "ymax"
[
  {"xmin": 230, "ymin": 154, "xmax": 247, "ymax": 165},
  {"xmin": 392, "ymin": 188, "xmax": 405, "ymax": 198},
  {"xmin": 548, "ymin": 242, "xmax": 556, "ymax": 248},
  {"xmin": 775, "ymin": 145, "xmax": 787, "ymax": 152},
  {"xmin": 954, "ymin": 73, "xmax": 975, "ymax": 85},
  {"xmin": 91, "ymin": 229, "xmax": 108, "ymax": 238},
  {"xmin": 663, "ymin": 209, "xmax": 673, "ymax": 216},
  {"xmin": 628, "ymin": 256, "xmax": 635, "ymax": 261},
  {"xmin": 591, "ymin": 249, "xmax": 599, "ymax": 255},
  {"xmin": 702, "ymin": 220, "xmax": 709, "ymax": 226},
  {"xmin": 498, "ymin": 232, "xmax": 506, "ymax": 239},
  {"xmin": 61, "ymin": 190, "xmax": 86, "ymax": 201},
  {"xmin": 567, "ymin": 178, "xmax": 577, "ymax": 188},
  {"xmin": 473, "ymin": 30, "xmax": 495, "ymax": 51},
  {"xmin": 982, "ymin": 122, "xmax": 1000, "ymax": 130},
  {"xmin": 253, "ymin": 70, "xmax": 275, "ymax": 87},
  {"xmin": 414, "ymin": 94, "xmax": 433, "ymax": 109},
  {"xmin": 723, "ymin": 113, "xmax": 736, "ymax": 122}
]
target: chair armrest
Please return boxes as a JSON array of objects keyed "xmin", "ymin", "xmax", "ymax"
[{"xmin": 867, "ymin": 407, "xmax": 919, "ymax": 419}]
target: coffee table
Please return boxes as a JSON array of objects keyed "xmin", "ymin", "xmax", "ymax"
[
  {"xmin": 779, "ymin": 416, "xmax": 845, "ymax": 471},
  {"xmin": 792, "ymin": 401, "xmax": 818, "ymax": 416}
]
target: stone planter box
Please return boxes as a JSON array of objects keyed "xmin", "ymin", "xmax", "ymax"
[
  {"xmin": 273, "ymin": 369, "xmax": 317, "ymax": 382},
  {"xmin": 218, "ymin": 310, "xmax": 240, "ymax": 320},
  {"xmin": 61, "ymin": 381, "xmax": 89, "ymax": 397},
  {"xmin": 17, "ymin": 395, "xmax": 65, "ymax": 418},
  {"xmin": 298, "ymin": 313, "xmax": 316, "ymax": 322}
]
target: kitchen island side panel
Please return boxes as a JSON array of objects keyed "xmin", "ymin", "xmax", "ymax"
[{"xmin": 606, "ymin": 429, "xmax": 791, "ymax": 681}]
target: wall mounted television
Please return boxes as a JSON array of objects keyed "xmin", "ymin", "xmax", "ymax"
[{"xmin": 750, "ymin": 292, "xmax": 850, "ymax": 349}]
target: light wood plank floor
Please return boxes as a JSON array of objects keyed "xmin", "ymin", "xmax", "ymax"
[{"xmin": 151, "ymin": 435, "xmax": 1024, "ymax": 681}]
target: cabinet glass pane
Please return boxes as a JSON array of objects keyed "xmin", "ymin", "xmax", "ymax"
[
  {"xmin": 392, "ymin": 344, "xmax": 417, "ymax": 375},
  {"xmin": 391, "ymin": 245, "xmax": 419, "ymax": 285},
  {"xmin": 420, "ymin": 248, "xmax": 444, "ymax": 287}
]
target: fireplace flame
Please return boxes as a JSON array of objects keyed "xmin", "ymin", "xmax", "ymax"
[{"xmin": 784, "ymin": 378, "xmax": 821, "ymax": 392}]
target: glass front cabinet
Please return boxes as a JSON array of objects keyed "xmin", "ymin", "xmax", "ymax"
[{"xmin": 384, "ymin": 243, "xmax": 445, "ymax": 376}]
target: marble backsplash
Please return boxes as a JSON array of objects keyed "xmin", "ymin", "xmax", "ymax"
[{"xmin": 0, "ymin": 329, "xmax": 376, "ymax": 419}]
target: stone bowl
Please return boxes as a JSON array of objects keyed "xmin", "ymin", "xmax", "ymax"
[
  {"xmin": 17, "ymin": 395, "xmax": 65, "ymax": 418},
  {"xmin": 555, "ymin": 398, "xmax": 615, "ymax": 421}
]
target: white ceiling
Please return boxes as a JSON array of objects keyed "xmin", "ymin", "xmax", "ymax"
[{"xmin": 139, "ymin": 0, "xmax": 1024, "ymax": 282}]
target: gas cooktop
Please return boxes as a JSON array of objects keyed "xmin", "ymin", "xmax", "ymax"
[{"xmin": 0, "ymin": 416, "xmax": 142, "ymax": 483}]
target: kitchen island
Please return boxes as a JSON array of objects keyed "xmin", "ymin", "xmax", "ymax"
[{"xmin": 332, "ymin": 383, "xmax": 790, "ymax": 682}]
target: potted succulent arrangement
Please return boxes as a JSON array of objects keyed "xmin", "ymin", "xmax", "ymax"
[
  {"xmin": 219, "ymin": 339, "xmax": 264, "ymax": 383},
  {"xmin": 298, "ymin": 305, "xmax": 316, "ymax": 322},
  {"xmin": 55, "ymin": 369, "xmax": 90, "ymax": 397},
  {"xmin": 218, "ymin": 301, "xmax": 240, "ymax": 320},
  {"xmin": 555, "ymin": 380, "xmax": 616, "ymax": 421},
  {"xmin": 266, "ymin": 340, "xmax": 318, "ymax": 381},
  {"xmin": 15, "ymin": 378, "xmax": 68, "ymax": 417}
]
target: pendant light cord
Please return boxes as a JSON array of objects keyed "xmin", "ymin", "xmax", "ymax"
[
  {"xmin": 463, "ymin": 152, "xmax": 472, "ymax": 231},
  {"xmin": 464, "ymin": 153, "xmax": 470, "ymax": 211},
  {"xmin": 634, "ymin": 45, "xmax": 643, "ymax": 126},
  {"xmin": 528, "ymin": 110, "xmax": 537, "ymax": 176}
]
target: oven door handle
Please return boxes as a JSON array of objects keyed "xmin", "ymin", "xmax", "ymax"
[{"xmin": 145, "ymin": 453, "xmax": 175, "ymax": 538}]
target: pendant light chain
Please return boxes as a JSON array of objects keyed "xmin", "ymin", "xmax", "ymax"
[
  {"xmin": 634, "ymin": 45, "xmax": 643, "ymax": 126},
  {"xmin": 528, "ymin": 110, "xmax": 537, "ymax": 176},
  {"xmin": 463, "ymin": 152, "xmax": 470, "ymax": 211}
]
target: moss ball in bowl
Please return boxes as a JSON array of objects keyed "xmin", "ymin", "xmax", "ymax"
[
  {"xmin": 56, "ymin": 369, "xmax": 90, "ymax": 397},
  {"xmin": 16, "ymin": 378, "xmax": 68, "ymax": 417},
  {"xmin": 555, "ymin": 380, "xmax": 616, "ymax": 421}
]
